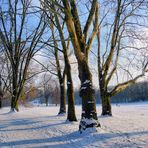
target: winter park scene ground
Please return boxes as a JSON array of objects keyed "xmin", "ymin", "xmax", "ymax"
[
  {"xmin": 0, "ymin": 0, "xmax": 148, "ymax": 148},
  {"xmin": 0, "ymin": 102, "xmax": 148, "ymax": 148}
]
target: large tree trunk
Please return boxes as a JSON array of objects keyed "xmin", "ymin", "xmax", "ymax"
[
  {"xmin": 0, "ymin": 86, "xmax": 2, "ymax": 109},
  {"xmin": 101, "ymin": 94, "xmax": 112, "ymax": 116},
  {"xmin": 11, "ymin": 95, "xmax": 19, "ymax": 112},
  {"xmin": 60, "ymin": 0, "xmax": 100, "ymax": 132},
  {"xmin": 66, "ymin": 60, "xmax": 77, "ymax": 121},
  {"xmin": 58, "ymin": 79, "xmax": 66, "ymax": 114},
  {"xmin": 99, "ymin": 71, "xmax": 112, "ymax": 116},
  {"xmin": 79, "ymin": 61, "xmax": 100, "ymax": 132},
  {"xmin": 0, "ymin": 97, "xmax": 2, "ymax": 108},
  {"xmin": 0, "ymin": 74, "xmax": 2, "ymax": 108},
  {"xmin": 11, "ymin": 71, "xmax": 19, "ymax": 112}
]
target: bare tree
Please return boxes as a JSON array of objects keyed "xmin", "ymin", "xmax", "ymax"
[
  {"xmin": 43, "ymin": 1, "xmax": 77, "ymax": 121},
  {"xmin": 0, "ymin": 51, "xmax": 12, "ymax": 107},
  {"xmin": 45, "ymin": 0, "xmax": 101, "ymax": 131},
  {"xmin": 50, "ymin": 23, "xmax": 67, "ymax": 114},
  {"xmin": 97, "ymin": 0, "xmax": 148, "ymax": 115},
  {"xmin": 32, "ymin": 48, "xmax": 67, "ymax": 114},
  {"xmin": 53, "ymin": 13, "xmax": 77, "ymax": 121},
  {"xmin": 0, "ymin": 0, "xmax": 47, "ymax": 111},
  {"xmin": 41, "ymin": 73, "xmax": 52, "ymax": 106},
  {"xmin": 50, "ymin": 81, "xmax": 60, "ymax": 106}
]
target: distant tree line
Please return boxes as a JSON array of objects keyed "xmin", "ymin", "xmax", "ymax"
[
  {"xmin": 31, "ymin": 80, "xmax": 148, "ymax": 104},
  {"xmin": 111, "ymin": 81, "xmax": 148, "ymax": 103}
]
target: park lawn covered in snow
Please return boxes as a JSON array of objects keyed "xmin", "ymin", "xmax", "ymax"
[{"xmin": 0, "ymin": 102, "xmax": 148, "ymax": 148}]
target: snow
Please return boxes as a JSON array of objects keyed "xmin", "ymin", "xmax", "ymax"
[
  {"xmin": 83, "ymin": 80, "xmax": 91, "ymax": 84},
  {"xmin": 80, "ymin": 118, "xmax": 99, "ymax": 131},
  {"xmin": 80, "ymin": 87, "xmax": 87, "ymax": 90},
  {"xmin": 88, "ymin": 101, "xmax": 94, "ymax": 103},
  {"xmin": 0, "ymin": 102, "xmax": 148, "ymax": 148}
]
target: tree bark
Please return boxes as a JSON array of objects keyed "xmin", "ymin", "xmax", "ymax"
[
  {"xmin": 11, "ymin": 70, "xmax": 19, "ymax": 112},
  {"xmin": 79, "ymin": 60, "xmax": 100, "ymax": 132},
  {"xmin": 99, "ymin": 76, "xmax": 112, "ymax": 116},
  {"xmin": 0, "ymin": 97, "xmax": 2, "ymax": 108},
  {"xmin": 58, "ymin": 79, "xmax": 66, "ymax": 114},
  {"xmin": 66, "ymin": 59, "xmax": 77, "ymax": 121},
  {"xmin": 11, "ymin": 95, "xmax": 19, "ymax": 112},
  {"xmin": 101, "ymin": 94, "xmax": 112, "ymax": 116},
  {"xmin": 0, "ymin": 74, "xmax": 2, "ymax": 109},
  {"xmin": 67, "ymin": 80, "xmax": 77, "ymax": 121},
  {"xmin": 45, "ymin": 96, "xmax": 48, "ymax": 106},
  {"xmin": 61, "ymin": 0, "xmax": 100, "ymax": 132},
  {"xmin": 49, "ymin": 17, "xmax": 66, "ymax": 115},
  {"xmin": 51, "ymin": 7, "xmax": 77, "ymax": 119}
]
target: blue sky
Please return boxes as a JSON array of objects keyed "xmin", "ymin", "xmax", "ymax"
[{"xmin": 1, "ymin": 0, "xmax": 147, "ymax": 89}]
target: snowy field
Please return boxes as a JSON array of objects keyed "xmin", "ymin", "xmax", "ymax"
[{"xmin": 0, "ymin": 102, "xmax": 148, "ymax": 148}]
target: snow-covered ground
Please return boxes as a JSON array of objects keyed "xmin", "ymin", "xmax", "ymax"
[{"xmin": 0, "ymin": 102, "xmax": 148, "ymax": 148}]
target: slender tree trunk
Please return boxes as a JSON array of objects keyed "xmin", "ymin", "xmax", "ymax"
[
  {"xmin": 58, "ymin": 79, "xmax": 66, "ymax": 114},
  {"xmin": 101, "ymin": 94, "xmax": 112, "ymax": 116},
  {"xmin": 66, "ymin": 60, "xmax": 77, "ymax": 121},
  {"xmin": 45, "ymin": 96, "xmax": 48, "ymax": 106},
  {"xmin": 79, "ymin": 61, "xmax": 100, "ymax": 132},
  {"xmin": 67, "ymin": 81, "xmax": 77, "ymax": 121},
  {"xmin": 52, "ymin": 7, "xmax": 77, "ymax": 120}
]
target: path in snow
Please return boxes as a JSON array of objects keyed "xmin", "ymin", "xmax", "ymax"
[{"xmin": 0, "ymin": 102, "xmax": 148, "ymax": 148}]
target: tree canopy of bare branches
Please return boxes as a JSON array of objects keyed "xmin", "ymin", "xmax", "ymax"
[{"xmin": 0, "ymin": 0, "xmax": 47, "ymax": 111}]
